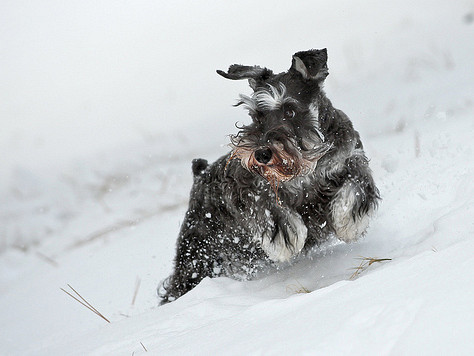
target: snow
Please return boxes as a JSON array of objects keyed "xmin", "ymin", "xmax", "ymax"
[{"xmin": 1, "ymin": 0, "xmax": 474, "ymax": 355}]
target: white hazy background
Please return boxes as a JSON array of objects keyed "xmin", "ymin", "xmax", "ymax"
[
  {"xmin": 3, "ymin": 0, "xmax": 470, "ymax": 175},
  {"xmin": 1, "ymin": 1, "xmax": 474, "ymax": 355}
]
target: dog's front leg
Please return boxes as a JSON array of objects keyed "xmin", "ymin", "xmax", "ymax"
[
  {"xmin": 259, "ymin": 207, "xmax": 308, "ymax": 262},
  {"xmin": 329, "ymin": 152, "xmax": 380, "ymax": 242}
]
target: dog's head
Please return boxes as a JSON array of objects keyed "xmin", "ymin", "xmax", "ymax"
[{"xmin": 218, "ymin": 49, "xmax": 332, "ymax": 190}]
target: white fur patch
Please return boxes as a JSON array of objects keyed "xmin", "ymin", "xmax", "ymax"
[
  {"xmin": 239, "ymin": 84, "xmax": 298, "ymax": 113},
  {"xmin": 330, "ymin": 180, "xmax": 372, "ymax": 242},
  {"xmin": 260, "ymin": 212, "xmax": 308, "ymax": 262},
  {"xmin": 308, "ymin": 102, "xmax": 325, "ymax": 142}
]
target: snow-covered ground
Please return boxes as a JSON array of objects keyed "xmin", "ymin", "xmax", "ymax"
[{"xmin": 1, "ymin": 1, "xmax": 474, "ymax": 355}]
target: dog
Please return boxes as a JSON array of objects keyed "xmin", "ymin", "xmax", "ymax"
[{"xmin": 158, "ymin": 49, "xmax": 380, "ymax": 304}]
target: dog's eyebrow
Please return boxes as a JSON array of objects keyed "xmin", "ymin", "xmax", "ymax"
[
  {"xmin": 236, "ymin": 84, "xmax": 301, "ymax": 114},
  {"xmin": 255, "ymin": 84, "xmax": 293, "ymax": 111}
]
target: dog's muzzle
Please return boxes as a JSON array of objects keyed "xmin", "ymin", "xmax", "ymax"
[
  {"xmin": 230, "ymin": 138, "xmax": 329, "ymax": 191},
  {"xmin": 247, "ymin": 143, "xmax": 305, "ymax": 184}
]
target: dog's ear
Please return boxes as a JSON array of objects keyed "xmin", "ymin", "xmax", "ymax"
[
  {"xmin": 290, "ymin": 49, "xmax": 329, "ymax": 81},
  {"xmin": 217, "ymin": 65, "xmax": 274, "ymax": 90}
]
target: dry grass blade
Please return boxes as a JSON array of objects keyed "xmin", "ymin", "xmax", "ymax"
[
  {"xmin": 286, "ymin": 279, "xmax": 311, "ymax": 294},
  {"xmin": 350, "ymin": 257, "xmax": 392, "ymax": 280},
  {"xmin": 66, "ymin": 284, "xmax": 101, "ymax": 314},
  {"xmin": 131, "ymin": 277, "xmax": 141, "ymax": 306},
  {"xmin": 140, "ymin": 342, "xmax": 148, "ymax": 352},
  {"xmin": 36, "ymin": 252, "xmax": 58, "ymax": 267},
  {"xmin": 61, "ymin": 284, "xmax": 110, "ymax": 323}
]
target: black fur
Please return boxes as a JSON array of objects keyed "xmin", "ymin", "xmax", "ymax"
[{"xmin": 158, "ymin": 49, "xmax": 380, "ymax": 304}]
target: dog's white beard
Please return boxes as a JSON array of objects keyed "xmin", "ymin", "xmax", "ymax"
[{"xmin": 260, "ymin": 211, "xmax": 308, "ymax": 262}]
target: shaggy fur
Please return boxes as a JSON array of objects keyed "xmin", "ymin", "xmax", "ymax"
[{"xmin": 158, "ymin": 49, "xmax": 380, "ymax": 304}]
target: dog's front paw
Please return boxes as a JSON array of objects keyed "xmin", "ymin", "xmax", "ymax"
[
  {"xmin": 261, "ymin": 211, "xmax": 308, "ymax": 262},
  {"xmin": 330, "ymin": 181, "xmax": 373, "ymax": 242}
]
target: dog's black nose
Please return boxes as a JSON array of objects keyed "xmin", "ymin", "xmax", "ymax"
[{"xmin": 254, "ymin": 148, "xmax": 273, "ymax": 164}]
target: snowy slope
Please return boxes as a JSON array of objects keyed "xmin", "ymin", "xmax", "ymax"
[{"xmin": 1, "ymin": 1, "xmax": 474, "ymax": 355}]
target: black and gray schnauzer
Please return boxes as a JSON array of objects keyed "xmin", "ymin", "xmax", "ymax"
[{"xmin": 159, "ymin": 49, "xmax": 380, "ymax": 304}]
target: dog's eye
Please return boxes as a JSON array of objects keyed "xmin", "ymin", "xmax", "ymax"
[{"xmin": 283, "ymin": 109, "xmax": 296, "ymax": 119}]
